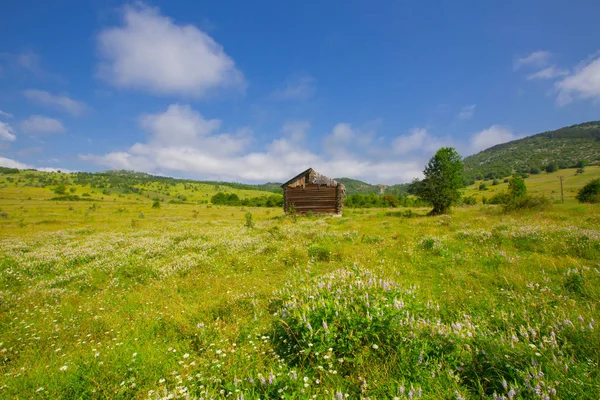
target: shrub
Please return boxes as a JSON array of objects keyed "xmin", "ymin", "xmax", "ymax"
[
  {"xmin": 529, "ymin": 167, "xmax": 541, "ymax": 174},
  {"xmin": 488, "ymin": 192, "xmax": 511, "ymax": 205},
  {"xmin": 576, "ymin": 179, "xmax": 600, "ymax": 203},
  {"xmin": 53, "ymin": 183, "xmax": 67, "ymax": 195},
  {"xmin": 508, "ymin": 174, "xmax": 527, "ymax": 198},
  {"xmin": 152, "ymin": 200, "xmax": 160, "ymax": 208},
  {"xmin": 245, "ymin": 212, "xmax": 254, "ymax": 228},
  {"xmin": 462, "ymin": 196, "xmax": 476, "ymax": 205},
  {"xmin": 492, "ymin": 179, "xmax": 499, "ymax": 186},
  {"xmin": 545, "ymin": 162, "xmax": 559, "ymax": 173},
  {"xmin": 503, "ymin": 195, "xmax": 551, "ymax": 212},
  {"xmin": 479, "ymin": 183, "xmax": 488, "ymax": 191},
  {"xmin": 272, "ymin": 267, "xmax": 412, "ymax": 371}
]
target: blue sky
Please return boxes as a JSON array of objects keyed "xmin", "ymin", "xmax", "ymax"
[{"xmin": 1, "ymin": 0, "xmax": 599, "ymax": 183}]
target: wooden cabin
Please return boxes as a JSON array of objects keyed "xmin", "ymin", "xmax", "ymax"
[{"xmin": 281, "ymin": 168, "xmax": 345, "ymax": 215}]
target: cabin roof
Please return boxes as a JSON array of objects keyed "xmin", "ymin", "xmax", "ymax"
[{"xmin": 281, "ymin": 168, "xmax": 344, "ymax": 189}]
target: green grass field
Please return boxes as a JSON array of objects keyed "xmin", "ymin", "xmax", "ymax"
[
  {"xmin": 464, "ymin": 166, "xmax": 600, "ymax": 203},
  {"xmin": 1, "ymin": 170, "xmax": 599, "ymax": 399}
]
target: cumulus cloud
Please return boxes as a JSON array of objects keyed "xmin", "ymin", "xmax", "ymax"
[
  {"xmin": 0, "ymin": 156, "xmax": 73, "ymax": 172},
  {"xmin": 20, "ymin": 115, "xmax": 65, "ymax": 134},
  {"xmin": 23, "ymin": 90, "xmax": 87, "ymax": 116},
  {"xmin": 80, "ymin": 104, "xmax": 427, "ymax": 184},
  {"xmin": 0, "ymin": 156, "xmax": 30, "ymax": 169},
  {"xmin": 555, "ymin": 56, "xmax": 600, "ymax": 106},
  {"xmin": 470, "ymin": 125, "xmax": 518, "ymax": 153},
  {"xmin": 271, "ymin": 74, "xmax": 316, "ymax": 100},
  {"xmin": 458, "ymin": 104, "xmax": 476, "ymax": 120},
  {"xmin": 514, "ymin": 51, "xmax": 552, "ymax": 70},
  {"xmin": 0, "ymin": 121, "xmax": 17, "ymax": 141},
  {"xmin": 97, "ymin": 3, "xmax": 244, "ymax": 96},
  {"xmin": 392, "ymin": 128, "xmax": 442, "ymax": 155},
  {"xmin": 527, "ymin": 66, "xmax": 568, "ymax": 80}
]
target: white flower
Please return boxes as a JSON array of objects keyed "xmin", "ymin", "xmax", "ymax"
[
  {"xmin": 36, "ymin": 388, "xmax": 44, "ymax": 392},
  {"xmin": 183, "ymin": 353, "xmax": 190, "ymax": 358},
  {"xmin": 60, "ymin": 365, "xmax": 68, "ymax": 371},
  {"xmin": 372, "ymin": 344, "xmax": 379, "ymax": 350}
]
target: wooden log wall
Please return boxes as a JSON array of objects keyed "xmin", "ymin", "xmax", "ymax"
[{"xmin": 285, "ymin": 185, "xmax": 338, "ymax": 214}]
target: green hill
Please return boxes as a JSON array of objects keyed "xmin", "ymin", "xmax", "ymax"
[
  {"xmin": 334, "ymin": 177, "xmax": 411, "ymax": 196},
  {"xmin": 463, "ymin": 121, "xmax": 600, "ymax": 181}
]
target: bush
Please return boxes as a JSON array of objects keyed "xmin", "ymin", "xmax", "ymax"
[
  {"xmin": 503, "ymin": 195, "xmax": 551, "ymax": 212},
  {"xmin": 245, "ymin": 212, "xmax": 254, "ymax": 228},
  {"xmin": 462, "ymin": 196, "xmax": 476, "ymax": 205},
  {"xmin": 488, "ymin": 192, "xmax": 511, "ymax": 205},
  {"xmin": 272, "ymin": 267, "xmax": 413, "ymax": 371},
  {"xmin": 576, "ymin": 179, "xmax": 600, "ymax": 203},
  {"xmin": 529, "ymin": 167, "xmax": 541, "ymax": 174},
  {"xmin": 53, "ymin": 183, "xmax": 67, "ymax": 195},
  {"xmin": 479, "ymin": 183, "xmax": 488, "ymax": 191},
  {"xmin": 152, "ymin": 200, "xmax": 160, "ymax": 208},
  {"xmin": 492, "ymin": 179, "xmax": 499, "ymax": 186},
  {"xmin": 508, "ymin": 174, "xmax": 527, "ymax": 198},
  {"xmin": 545, "ymin": 162, "xmax": 559, "ymax": 173}
]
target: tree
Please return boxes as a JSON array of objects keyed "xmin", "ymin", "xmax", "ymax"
[
  {"xmin": 412, "ymin": 147, "xmax": 464, "ymax": 215},
  {"xmin": 576, "ymin": 179, "xmax": 600, "ymax": 203},
  {"xmin": 508, "ymin": 174, "xmax": 527, "ymax": 198},
  {"xmin": 53, "ymin": 183, "xmax": 67, "ymax": 195},
  {"xmin": 545, "ymin": 162, "xmax": 559, "ymax": 173}
]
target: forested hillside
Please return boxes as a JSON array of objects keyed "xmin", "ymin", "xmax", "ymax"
[
  {"xmin": 334, "ymin": 177, "xmax": 411, "ymax": 196},
  {"xmin": 464, "ymin": 121, "xmax": 600, "ymax": 181}
]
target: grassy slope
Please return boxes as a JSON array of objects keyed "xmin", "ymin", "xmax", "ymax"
[
  {"xmin": 463, "ymin": 121, "xmax": 600, "ymax": 180},
  {"xmin": 463, "ymin": 165, "xmax": 600, "ymax": 202},
  {"xmin": 0, "ymin": 171, "xmax": 599, "ymax": 398}
]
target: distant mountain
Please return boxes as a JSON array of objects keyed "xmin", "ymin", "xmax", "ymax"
[
  {"xmin": 463, "ymin": 121, "xmax": 600, "ymax": 181},
  {"xmin": 91, "ymin": 170, "xmax": 283, "ymax": 193},
  {"xmin": 334, "ymin": 177, "xmax": 411, "ymax": 196}
]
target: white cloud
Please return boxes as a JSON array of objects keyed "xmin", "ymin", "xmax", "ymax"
[
  {"xmin": 0, "ymin": 121, "xmax": 17, "ymax": 141},
  {"xmin": 514, "ymin": 51, "xmax": 552, "ymax": 70},
  {"xmin": 527, "ymin": 66, "xmax": 568, "ymax": 80},
  {"xmin": 272, "ymin": 74, "xmax": 315, "ymax": 100},
  {"xmin": 0, "ymin": 156, "xmax": 73, "ymax": 172},
  {"xmin": 23, "ymin": 90, "xmax": 87, "ymax": 116},
  {"xmin": 392, "ymin": 128, "xmax": 441, "ymax": 155},
  {"xmin": 555, "ymin": 56, "xmax": 600, "ymax": 105},
  {"xmin": 0, "ymin": 156, "xmax": 30, "ymax": 169},
  {"xmin": 458, "ymin": 104, "xmax": 476, "ymax": 120},
  {"xmin": 0, "ymin": 110, "xmax": 13, "ymax": 118},
  {"xmin": 16, "ymin": 51, "xmax": 41, "ymax": 72},
  {"xmin": 470, "ymin": 125, "xmax": 518, "ymax": 153},
  {"xmin": 281, "ymin": 121, "xmax": 311, "ymax": 142},
  {"xmin": 20, "ymin": 115, "xmax": 65, "ymax": 134},
  {"xmin": 97, "ymin": 3, "xmax": 244, "ymax": 96},
  {"xmin": 80, "ymin": 104, "xmax": 427, "ymax": 184}
]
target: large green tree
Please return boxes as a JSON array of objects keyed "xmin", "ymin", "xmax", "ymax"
[{"xmin": 412, "ymin": 147, "xmax": 464, "ymax": 215}]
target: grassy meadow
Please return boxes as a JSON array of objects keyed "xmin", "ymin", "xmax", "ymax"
[
  {"xmin": 464, "ymin": 166, "xmax": 600, "ymax": 203},
  {"xmin": 0, "ymin": 169, "xmax": 599, "ymax": 399}
]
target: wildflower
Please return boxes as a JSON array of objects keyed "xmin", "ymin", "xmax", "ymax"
[
  {"xmin": 183, "ymin": 353, "xmax": 190, "ymax": 358},
  {"xmin": 372, "ymin": 344, "xmax": 379, "ymax": 350},
  {"xmin": 60, "ymin": 365, "xmax": 67, "ymax": 371}
]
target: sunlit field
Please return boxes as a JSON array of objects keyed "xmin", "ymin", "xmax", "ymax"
[{"xmin": 1, "ymin": 171, "xmax": 599, "ymax": 399}]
